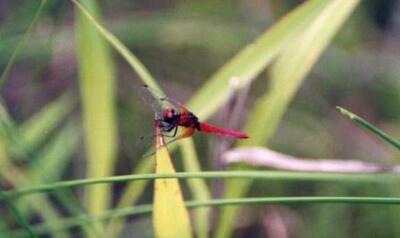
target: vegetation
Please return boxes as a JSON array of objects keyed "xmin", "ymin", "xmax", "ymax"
[{"xmin": 1, "ymin": 0, "xmax": 400, "ymax": 237}]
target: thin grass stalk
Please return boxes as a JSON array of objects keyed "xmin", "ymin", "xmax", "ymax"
[
  {"xmin": 0, "ymin": 189, "xmax": 37, "ymax": 238},
  {"xmin": 0, "ymin": 0, "xmax": 48, "ymax": 86},
  {"xmin": 5, "ymin": 170, "xmax": 400, "ymax": 200},
  {"xmin": 8, "ymin": 196, "xmax": 400, "ymax": 237},
  {"xmin": 337, "ymin": 106, "xmax": 400, "ymax": 151}
]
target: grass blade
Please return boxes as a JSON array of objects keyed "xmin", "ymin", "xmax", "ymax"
[
  {"xmin": 8, "ymin": 196, "xmax": 400, "ymax": 237},
  {"xmin": 153, "ymin": 130, "xmax": 192, "ymax": 238},
  {"xmin": 186, "ymin": 0, "xmax": 329, "ymax": 119},
  {"xmin": 0, "ymin": 189, "xmax": 37, "ymax": 238},
  {"xmin": 106, "ymin": 156, "xmax": 154, "ymax": 236},
  {"xmin": 71, "ymin": 0, "xmax": 161, "ymax": 91},
  {"xmin": 0, "ymin": 0, "xmax": 47, "ymax": 86},
  {"xmin": 180, "ymin": 138, "xmax": 211, "ymax": 238},
  {"xmin": 75, "ymin": 0, "xmax": 117, "ymax": 233},
  {"xmin": 217, "ymin": 1, "xmax": 361, "ymax": 237},
  {"xmin": 337, "ymin": 106, "xmax": 400, "ymax": 151},
  {"xmin": 0, "ymin": 139, "xmax": 70, "ymax": 238},
  {"xmin": 0, "ymin": 101, "xmax": 30, "ymax": 160},
  {"xmin": 19, "ymin": 92, "xmax": 74, "ymax": 152},
  {"xmin": 28, "ymin": 120, "xmax": 79, "ymax": 183},
  {"xmin": 6, "ymin": 170, "xmax": 400, "ymax": 200}
]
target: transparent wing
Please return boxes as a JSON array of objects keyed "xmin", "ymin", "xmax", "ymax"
[
  {"xmin": 139, "ymin": 85, "xmax": 166, "ymax": 119},
  {"xmin": 139, "ymin": 84, "xmax": 181, "ymax": 119},
  {"xmin": 136, "ymin": 126, "xmax": 192, "ymax": 157}
]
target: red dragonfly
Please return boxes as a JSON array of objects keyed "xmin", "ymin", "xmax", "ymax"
[{"xmin": 140, "ymin": 84, "xmax": 249, "ymax": 145}]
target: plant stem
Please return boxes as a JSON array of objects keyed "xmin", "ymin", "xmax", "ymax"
[
  {"xmin": 4, "ymin": 170, "xmax": 400, "ymax": 199},
  {"xmin": 7, "ymin": 196, "xmax": 400, "ymax": 237},
  {"xmin": 337, "ymin": 106, "xmax": 400, "ymax": 151}
]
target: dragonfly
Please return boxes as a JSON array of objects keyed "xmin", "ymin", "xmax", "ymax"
[{"xmin": 140, "ymin": 84, "xmax": 249, "ymax": 146}]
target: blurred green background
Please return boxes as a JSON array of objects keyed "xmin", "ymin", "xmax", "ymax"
[{"xmin": 1, "ymin": 0, "xmax": 400, "ymax": 237}]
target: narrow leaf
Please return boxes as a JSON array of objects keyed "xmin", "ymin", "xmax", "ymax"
[
  {"xmin": 153, "ymin": 130, "xmax": 192, "ymax": 238},
  {"xmin": 9, "ymin": 196, "xmax": 400, "ymax": 237},
  {"xmin": 28, "ymin": 120, "xmax": 79, "ymax": 183},
  {"xmin": 218, "ymin": 1, "xmax": 361, "ymax": 237},
  {"xmin": 337, "ymin": 106, "xmax": 400, "ymax": 151},
  {"xmin": 180, "ymin": 138, "xmax": 211, "ymax": 238},
  {"xmin": 75, "ymin": 0, "xmax": 117, "ymax": 232},
  {"xmin": 0, "ymin": 0, "xmax": 47, "ymax": 86},
  {"xmin": 19, "ymin": 92, "xmax": 74, "ymax": 151},
  {"xmin": 186, "ymin": 0, "xmax": 329, "ymax": 119},
  {"xmin": 0, "ymin": 189, "xmax": 37, "ymax": 238},
  {"xmin": 106, "ymin": 156, "xmax": 154, "ymax": 236},
  {"xmin": 71, "ymin": 0, "xmax": 161, "ymax": 91}
]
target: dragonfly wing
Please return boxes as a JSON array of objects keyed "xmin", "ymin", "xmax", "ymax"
[
  {"xmin": 159, "ymin": 97, "xmax": 190, "ymax": 114},
  {"xmin": 140, "ymin": 84, "xmax": 181, "ymax": 119},
  {"xmin": 140, "ymin": 85, "xmax": 167, "ymax": 119},
  {"xmin": 137, "ymin": 126, "xmax": 192, "ymax": 158}
]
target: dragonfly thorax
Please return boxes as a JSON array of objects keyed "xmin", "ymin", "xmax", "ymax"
[{"xmin": 178, "ymin": 112, "xmax": 200, "ymax": 129}]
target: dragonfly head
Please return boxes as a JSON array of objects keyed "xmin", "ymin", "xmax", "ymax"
[{"xmin": 162, "ymin": 108, "xmax": 176, "ymax": 122}]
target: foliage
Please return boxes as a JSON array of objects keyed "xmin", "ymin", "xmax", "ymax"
[{"xmin": 1, "ymin": 0, "xmax": 400, "ymax": 237}]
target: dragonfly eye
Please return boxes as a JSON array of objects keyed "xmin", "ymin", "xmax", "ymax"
[{"xmin": 163, "ymin": 108, "xmax": 175, "ymax": 122}]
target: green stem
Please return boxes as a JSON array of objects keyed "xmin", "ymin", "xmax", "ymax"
[
  {"xmin": 337, "ymin": 106, "xmax": 400, "ymax": 151},
  {"xmin": 70, "ymin": 0, "xmax": 161, "ymax": 91},
  {"xmin": 7, "ymin": 196, "xmax": 400, "ymax": 237},
  {"xmin": 0, "ymin": 0, "xmax": 48, "ymax": 86},
  {"xmin": 0, "ymin": 189, "xmax": 37, "ymax": 238},
  {"xmin": 4, "ymin": 170, "xmax": 400, "ymax": 199}
]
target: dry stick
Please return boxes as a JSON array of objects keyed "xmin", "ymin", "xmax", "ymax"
[{"xmin": 222, "ymin": 147, "xmax": 400, "ymax": 173}]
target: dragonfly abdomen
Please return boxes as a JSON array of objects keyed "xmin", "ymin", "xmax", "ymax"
[{"xmin": 198, "ymin": 123, "xmax": 249, "ymax": 139}]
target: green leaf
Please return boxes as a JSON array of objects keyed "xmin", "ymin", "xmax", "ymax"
[
  {"xmin": 8, "ymin": 196, "xmax": 400, "ymax": 237},
  {"xmin": 5, "ymin": 170, "xmax": 400, "ymax": 200},
  {"xmin": 71, "ymin": 0, "xmax": 161, "ymax": 91},
  {"xmin": 217, "ymin": 0, "xmax": 361, "ymax": 237},
  {"xmin": 337, "ymin": 106, "xmax": 400, "ymax": 151},
  {"xmin": 0, "ymin": 0, "xmax": 48, "ymax": 86},
  {"xmin": 28, "ymin": 120, "xmax": 79, "ymax": 183},
  {"xmin": 106, "ymin": 156, "xmax": 154, "ymax": 236},
  {"xmin": 26, "ymin": 120, "xmax": 82, "ymax": 229},
  {"xmin": 19, "ymin": 92, "xmax": 74, "ymax": 152},
  {"xmin": 153, "ymin": 131, "xmax": 192, "ymax": 238},
  {"xmin": 180, "ymin": 138, "xmax": 211, "ymax": 238},
  {"xmin": 0, "ymin": 138, "xmax": 70, "ymax": 238},
  {"xmin": 0, "ymin": 101, "xmax": 30, "ymax": 160},
  {"xmin": 75, "ymin": 0, "xmax": 117, "ymax": 233},
  {"xmin": 0, "ymin": 189, "xmax": 37, "ymax": 238},
  {"xmin": 186, "ymin": 0, "xmax": 329, "ymax": 120}
]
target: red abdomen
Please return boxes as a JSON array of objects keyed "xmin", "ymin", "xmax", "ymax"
[{"xmin": 198, "ymin": 123, "xmax": 249, "ymax": 139}]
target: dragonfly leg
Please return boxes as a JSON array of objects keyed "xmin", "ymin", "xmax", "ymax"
[
  {"xmin": 159, "ymin": 123, "xmax": 179, "ymax": 138},
  {"xmin": 171, "ymin": 125, "xmax": 178, "ymax": 137},
  {"xmin": 161, "ymin": 133, "xmax": 177, "ymax": 138}
]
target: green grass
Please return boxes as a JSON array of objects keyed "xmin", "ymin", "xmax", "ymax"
[
  {"xmin": 8, "ymin": 196, "xmax": 400, "ymax": 237},
  {"xmin": 75, "ymin": 0, "xmax": 117, "ymax": 234},
  {"xmin": 4, "ymin": 170, "xmax": 400, "ymax": 199},
  {"xmin": 337, "ymin": 106, "xmax": 400, "ymax": 151},
  {"xmin": 2, "ymin": 0, "xmax": 400, "ymax": 237}
]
